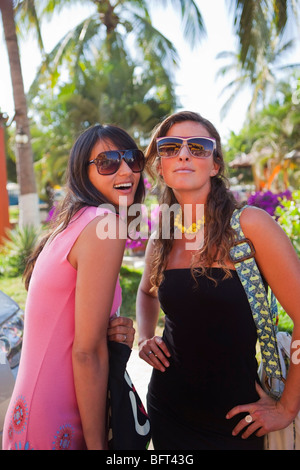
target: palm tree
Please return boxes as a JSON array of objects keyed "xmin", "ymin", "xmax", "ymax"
[
  {"xmin": 226, "ymin": 81, "xmax": 300, "ymax": 190},
  {"xmin": 0, "ymin": 0, "xmax": 39, "ymax": 228},
  {"xmin": 11, "ymin": 0, "xmax": 206, "ymax": 192},
  {"xmin": 14, "ymin": 0, "xmax": 206, "ymax": 192},
  {"xmin": 14, "ymin": 0, "xmax": 46, "ymax": 57},
  {"xmin": 28, "ymin": 45, "xmax": 178, "ymax": 192},
  {"xmin": 218, "ymin": 0, "xmax": 300, "ymax": 119},
  {"xmin": 23, "ymin": 1, "xmax": 300, "ymax": 124},
  {"xmin": 228, "ymin": 0, "xmax": 300, "ymax": 68},
  {"xmin": 216, "ymin": 30, "xmax": 300, "ymax": 119},
  {"xmin": 22, "ymin": 0, "xmax": 206, "ymax": 94},
  {"xmin": 0, "ymin": 112, "xmax": 10, "ymax": 244}
]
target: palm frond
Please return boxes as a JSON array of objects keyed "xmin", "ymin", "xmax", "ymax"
[
  {"xmin": 40, "ymin": 0, "xmax": 84, "ymax": 17},
  {"xmin": 15, "ymin": 0, "xmax": 46, "ymax": 56},
  {"xmin": 150, "ymin": 0, "xmax": 206, "ymax": 45},
  {"xmin": 273, "ymin": 0, "xmax": 288, "ymax": 33},
  {"xmin": 28, "ymin": 15, "xmax": 101, "ymax": 94},
  {"xmin": 227, "ymin": 0, "xmax": 271, "ymax": 66},
  {"xmin": 129, "ymin": 12, "xmax": 179, "ymax": 68}
]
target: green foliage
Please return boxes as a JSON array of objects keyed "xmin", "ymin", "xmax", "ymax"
[
  {"xmin": 28, "ymin": 48, "xmax": 178, "ymax": 189},
  {"xmin": 277, "ymin": 307, "xmax": 294, "ymax": 334},
  {"xmin": 229, "ymin": 0, "xmax": 289, "ymax": 67},
  {"xmin": 274, "ymin": 190, "xmax": 300, "ymax": 333},
  {"xmin": 0, "ymin": 275, "xmax": 27, "ymax": 311},
  {"xmin": 219, "ymin": 0, "xmax": 299, "ymax": 119},
  {"xmin": 0, "ymin": 226, "xmax": 40, "ymax": 278},
  {"xmin": 119, "ymin": 264, "xmax": 165, "ymax": 333},
  {"xmin": 225, "ymin": 79, "xmax": 300, "ymax": 191},
  {"xmin": 119, "ymin": 265, "xmax": 143, "ymax": 320},
  {"xmin": 19, "ymin": 0, "xmax": 206, "ymax": 192},
  {"xmin": 276, "ymin": 191, "xmax": 300, "ymax": 257}
]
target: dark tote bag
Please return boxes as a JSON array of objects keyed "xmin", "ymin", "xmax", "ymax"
[{"xmin": 107, "ymin": 341, "xmax": 151, "ymax": 450}]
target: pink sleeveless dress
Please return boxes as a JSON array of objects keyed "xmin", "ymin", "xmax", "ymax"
[{"xmin": 2, "ymin": 206, "xmax": 122, "ymax": 450}]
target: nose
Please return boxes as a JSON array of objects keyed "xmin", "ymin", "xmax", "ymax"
[
  {"xmin": 178, "ymin": 143, "xmax": 191, "ymax": 160},
  {"xmin": 118, "ymin": 158, "xmax": 133, "ymax": 175}
]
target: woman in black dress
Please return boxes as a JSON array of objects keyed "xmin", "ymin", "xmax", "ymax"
[{"xmin": 136, "ymin": 111, "xmax": 300, "ymax": 450}]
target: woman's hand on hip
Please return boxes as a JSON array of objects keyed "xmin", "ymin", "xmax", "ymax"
[{"xmin": 226, "ymin": 382, "xmax": 295, "ymax": 439}]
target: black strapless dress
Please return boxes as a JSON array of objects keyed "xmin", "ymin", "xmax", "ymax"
[{"xmin": 147, "ymin": 268, "xmax": 264, "ymax": 450}]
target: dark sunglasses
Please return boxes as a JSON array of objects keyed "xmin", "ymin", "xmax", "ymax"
[
  {"xmin": 156, "ymin": 136, "xmax": 216, "ymax": 158},
  {"xmin": 88, "ymin": 149, "xmax": 145, "ymax": 175}
]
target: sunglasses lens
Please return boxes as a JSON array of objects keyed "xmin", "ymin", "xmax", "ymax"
[
  {"xmin": 188, "ymin": 138, "xmax": 214, "ymax": 157},
  {"xmin": 157, "ymin": 139, "xmax": 182, "ymax": 157},
  {"xmin": 95, "ymin": 152, "xmax": 120, "ymax": 175},
  {"xmin": 124, "ymin": 149, "xmax": 145, "ymax": 173}
]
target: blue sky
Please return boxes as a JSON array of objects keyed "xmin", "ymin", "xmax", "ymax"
[{"xmin": 0, "ymin": 1, "xmax": 299, "ymax": 141}]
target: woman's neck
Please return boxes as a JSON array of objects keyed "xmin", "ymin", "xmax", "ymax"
[
  {"xmin": 172, "ymin": 181, "xmax": 211, "ymax": 206},
  {"xmin": 172, "ymin": 188, "xmax": 208, "ymax": 223}
]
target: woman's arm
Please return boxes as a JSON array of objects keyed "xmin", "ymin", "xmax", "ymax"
[
  {"xmin": 71, "ymin": 214, "xmax": 126, "ymax": 449},
  {"xmin": 136, "ymin": 238, "xmax": 170, "ymax": 372},
  {"xmin": 227, "ymin": 206, "xmax": 300, "ymax": 437}
]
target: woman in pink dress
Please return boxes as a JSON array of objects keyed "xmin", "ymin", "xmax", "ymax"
[{"xmin": 2, "ymin": 124, "xmax": 145, "ymax": 450}]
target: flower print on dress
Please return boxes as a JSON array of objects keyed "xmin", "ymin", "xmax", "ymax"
[
  {"xmin": 7, "ymin": 424, "xmax": 14, "ymax": 441},
  {"xmin": 12, "ymin": 396, "xmax": 28, "ymax": 434},
  {"xmin": 14, "ymin": 441, "xmax": 34, "ymax": 450},
  {"xmin": 52, "ymin": 424, "xmax": 74, "ymax": 450}
]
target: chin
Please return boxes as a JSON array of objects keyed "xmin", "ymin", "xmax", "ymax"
[{"xmin": 115, "ymin": 195, "xmax": 136, "ymax": 208}]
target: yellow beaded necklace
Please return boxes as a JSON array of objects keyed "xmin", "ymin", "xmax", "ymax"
[{"xmin": 174, "ymin": 213, "xmax": 205, "ymax": 234}]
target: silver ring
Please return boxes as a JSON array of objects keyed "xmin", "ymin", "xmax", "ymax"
[
  {"xmin": 245, "ymin": 415, "xmax": 253, "ymax": 424},
  {"xmin": 147, "ymin": 350, "xmax": 153, "ymax": 356},
  {"xmin": 123, "ymin": 334, "xmax": 127, "ymax": 341}
]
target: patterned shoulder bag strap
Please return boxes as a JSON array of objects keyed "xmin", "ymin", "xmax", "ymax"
[{"xmin": 229, "ymin": 206, "xmax": 284, "ymax": 395}]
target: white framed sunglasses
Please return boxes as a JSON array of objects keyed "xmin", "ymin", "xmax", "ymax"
[{"xmin": 156, "ymin": 136, "xmax": 216, "ymax": 159}]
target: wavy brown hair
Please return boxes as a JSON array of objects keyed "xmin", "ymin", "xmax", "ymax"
[
  {"xmin": 146, "ymin": 111, "xmax": 241, "ymax": 290},
  {"xmin": 23, "ymin": 124, "xmax": 145, "ymax": 290}
]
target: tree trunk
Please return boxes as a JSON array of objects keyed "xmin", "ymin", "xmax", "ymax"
[
  {"xmin": 0, "ymin": 115, "xmax": 10, "ymax": 245},
  {"xmin": 0, "ymin": 0, "xmax": 39, "ymax": 227}
]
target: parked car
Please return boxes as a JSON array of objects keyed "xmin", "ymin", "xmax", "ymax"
[
  {"xmin": 0, "ymin": 290, "xmax": 24, "ymax": 449},
  {"xmin": 7, "ymin": 182, "xmax": 19, "ymax": 206}
]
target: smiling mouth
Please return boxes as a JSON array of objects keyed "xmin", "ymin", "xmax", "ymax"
[{"xmin": 113, "ymin": 182, "xmax": 133, "ymax": 190}]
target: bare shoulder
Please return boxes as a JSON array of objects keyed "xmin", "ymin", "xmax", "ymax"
[
  {"xmin": 80, "ymin": 211, "xmax": 127, "ymax": 244},
  {"xmin": 239, "ymin": 205, "xmax": 283, "ymax": 242},
  {"xmin": 240, "ymin": 205, "xmax": 275, "ymax": 230},
  {"xmin": 239, "ymin": 205, "xmax": 299, "ymax": 267},
  {"xmin": 69, "ymin": 212, "xmax": 126, "ymax": 269}
]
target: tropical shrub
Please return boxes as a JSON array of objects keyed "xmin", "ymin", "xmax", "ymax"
[
  {"xmin": 0, "ymin": 226, "xmax": 40, "ymax": 278},
  {"xmin": 247, "ymin": 190, "xmax": 292, "ymax": 216},
  {"xmin": 275, "ymin": 191, "xmax": 300, "ymax": 257}
]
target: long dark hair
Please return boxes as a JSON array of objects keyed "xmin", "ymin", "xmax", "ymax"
[
  {"xmin": 24, "ymin": 124, "xmax": 145, "ymax": 289},
  {"xmin": 146, "ymin": 111, "xmax": 241, "ymax": 290}
]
